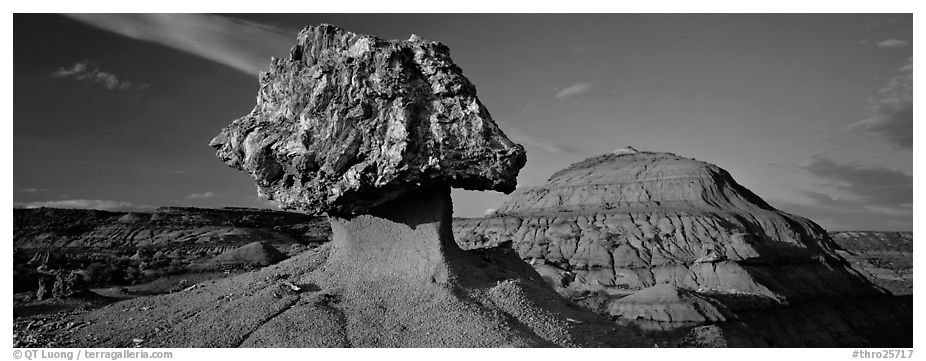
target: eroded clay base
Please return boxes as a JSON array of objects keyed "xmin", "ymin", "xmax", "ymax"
[{"xmin": 63, "ymin": 187, "xmax": 648, "ymax": 347}]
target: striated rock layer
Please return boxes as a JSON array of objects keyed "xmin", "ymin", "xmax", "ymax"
[
  {"xmin": 13, "ymin": 207, "xmax": 326, "ymax": 251},
  {"xmin": 454, "ymin": 148, "xmax": 911, "ymax": 347},
  {"xmin": 190, "ymin": 241, "xmax": 288, "ymax": 271},
  {"xmin": 210, "ymin": 24, "xmax": 525, "ymax": 216}
]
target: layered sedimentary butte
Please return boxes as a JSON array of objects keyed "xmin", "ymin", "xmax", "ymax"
[{"xmin": 454, "ymin": 148, "xmax": 912, "ymax": 347}]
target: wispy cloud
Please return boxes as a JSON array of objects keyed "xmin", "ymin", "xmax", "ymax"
[
  {"xmin": 554, "ymin": 82, "xmax": 594, "ymax": 100},
  {"xmin": 505, "ymin": 127, "xmax": 579, "ymax": 154},
  {"xmin": 50, "ymin": 61, "xmax": 147, "ymax": 91},
  {"xmin": 772, "ymin": 195, "xmax": 910, "ymax": 232},
  {"xmin": 19, "ymin": 188, "xmax": 47, "ymax": 193},
  {"xmin": 65, "ymin": 14, "xmax": 294, "ymax": 76},
  {"xmin": 848, "ymin": 58, "xmax": 912, "ymax": 148},
  {"xmin": 187, "ymin": 191, "xmax": 217, "ymax": 199},
  {"xmin": 876, "ymin": 39, "xmax": 910, "ymax": 49},
  {"xmin": 15, "ymin": 199, "xmax": 151, "ymax": 211},
  {"xmin": 770, "ymin": 154, "xmax": 912, "ymax": 231},
  {"xmin": 797, "ymin": 155, "xmax": 912, "ymax": 210},
  {"xmin": 864, "ymin": 18, "xmax": 897, "ymax": 31},
  {"xmin": 92, "ymin": 163, "xmax": 187, "ymax": 175}
]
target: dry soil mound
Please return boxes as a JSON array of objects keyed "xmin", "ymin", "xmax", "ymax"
[{"xmin": 191, "ymin": 242, "xmax": 288, "ymax": 270}]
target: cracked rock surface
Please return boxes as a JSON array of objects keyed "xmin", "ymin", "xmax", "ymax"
[{"xmin": 210, "ymin": 24, "xmax": 525, "ymax": 216}]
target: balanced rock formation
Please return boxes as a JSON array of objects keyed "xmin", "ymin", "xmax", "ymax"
[
  {"xmin": 62, "ymin": 25, "xmax": 647, "ymax": 348},
  {"xmin": 210, "ymin": 24, "xmax": 525, "ymax": 216},
  {"xmin": 454, "ymin": 148, "xmax": 912, "ymax": 347}
]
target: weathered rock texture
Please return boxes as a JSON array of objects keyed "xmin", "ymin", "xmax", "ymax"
[
  {"xmin": 210, "ymin": 24, "xmax": 525, "ymax": 216},
  {"xmin": 454, "ymin": 148, "xmax": 912, "ymax": 347},
  {"xmin": 456, "ymin": 149, "xmax": 865, "ymax": 300}
]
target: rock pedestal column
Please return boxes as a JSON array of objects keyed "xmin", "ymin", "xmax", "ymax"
[{"xmin": 324, "ymin": 186, "xmax": 465, "ymax": 285}]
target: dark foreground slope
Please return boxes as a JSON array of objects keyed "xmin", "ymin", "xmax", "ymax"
[{"xmin": 453, "ymin": 149, "xmax": 912, "ymax": 347}]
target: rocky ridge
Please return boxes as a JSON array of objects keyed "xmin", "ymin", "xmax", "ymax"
[
  {"xmin": 14, "ymin": 206, "xmax": 327, "ymax": 251},
  {"xmin": 13, "ymin": 207, "xmax": 328, "ymax": 296}
]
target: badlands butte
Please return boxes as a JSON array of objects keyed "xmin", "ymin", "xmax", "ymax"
[
  {"xmin": 454, "ymin": 147, "xmax": 912, "ymax": 346},
  {"xmin": 13, "ymin": 24, "xmax": 912, "ymax": 348}
]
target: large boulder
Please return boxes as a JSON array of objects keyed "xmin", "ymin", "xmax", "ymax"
[{"xmin": 210, "ymin": 24, "xmax": 526, "ymax": 216}]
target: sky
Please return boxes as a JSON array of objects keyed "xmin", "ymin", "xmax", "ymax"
[{"xmin": 13, "ymin": 14, "xmax": 913, "ymax": 231}]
